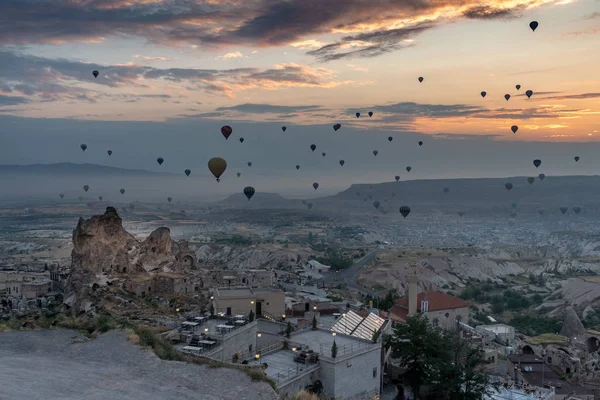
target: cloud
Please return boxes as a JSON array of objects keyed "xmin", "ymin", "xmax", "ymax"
[
  {"xmin": 586, "ymin": 12, "xmax": 600, "ymax": 19},
  {"xmin": 0, "ymin": 0, "xmax": 568, "ymax": 61},
  {"xmin": 216, "ymin": 52, "xmax": 247, "ymax": 60},
  {"xmin": 0, "ymin": 50, "xmax": 365, "ymax": 103},
  {"xmin": 215, "ymin": 103, "xmax": 322, "ymax": 114},
  {"xmin": 430, "ymin": 133, "xmax": 502, "ymax": 140},
  {"xmin": 370, "ymin": 102, "xmax": 485, "ymax": 118},
  {"xmin": 461, "ymin": 5, "xmax": 522, "ymax": 20},
  {"xmin": 306, "ymin": 25, "xmax": 429, "ymax": 61},
  {"xmin": 346, "ymin": 64, "xmax": 368, "ymax": 72},
  {"xmin": 132, "ymin": 55, "xmax": 171, "ymax": 62},
  {"xmin": 0, "ymin": 94, "xmax": 30, "ymax": 106},
  {"xmin": 533, "ymin": 93, "xmax": 600, "ymax": 100},
  {"xmin": 289, "ymin": 40, "xmax": 327, "ymax": 50}
]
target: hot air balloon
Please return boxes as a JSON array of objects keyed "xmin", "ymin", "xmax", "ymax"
[
  {"xmin": 538, "ymin": 209, "xmax": 545, "ymax": 216},
  {"xmin": 243, "ymin": 186, "xmax": 255, "ymax": 200},
  {"xmin": 526, "ymin": 90, "xmax": 533, "ymax": 99},
  {"xmin": 511, "ymin": 125, "xmax": 519, "ymax": 134},
  {"xmin": 322, "ymin": 152, "xmax": 326, "ymax": 157},
  {"xmin": 167, "ymin": 197, "xmax": 172, "ymax": 203},
  {"xmin": 406, "ymin": 166, "xmax": 412, "ymax": 172},
  {"xmin": 418, "ymin": 77, "xmax": 423, "ymax": 83},
  {"xmin": 83, "ymin": 185, "xmax": 89, "ymax": 192},
  {"xmin": 92, "ymin": 70, "xmax": 99, "ymax": 78},
  {"xmin": 333, "ymin": 124, "xmax": 341, "ymax": 131},
  {"xmin": 120, "ymin": 188, "xmax": 125, "ymax": 194},
  {"xmin": 368, "ymin": 112, "xmax": 373, "ymax": 117},
  {"xmin": 373, "ymin": 201, "xmax": 380, "ymax": 209},
  {"xmin": 80, "ymin": 144, "xmax": 87, "ymax": 152},
  {"xmin": 573, "ymin": 206, "xmax": 582, "ymax": 215},
  {"xmin": 208, "ymin": 157, "xmax": 227, "ymax": 182},
  {"xmin": 560, "ymin": 206, "xmax": 568, "ymax": 214},
  {"xmin": 107, "ymin": 150, "xmax": 112, "ymax": 156},
  {"xmin": 59, "ymin": 193, "xmax": 64, "ymax": 199},
  {"xmin": 247, "ymin": 162, "xmax": 252, "ymax": 167},
  {"xmin": 239, "ymin": 138, "xmax": 244, "ymax": 143},
  {"xmin": 481, "ymin": 91, "xmax": 487, "ymax": 98},
  {"xmin": 516, "ymin": 85, "xmax": 521, "ymax": 90},
  {"xmin": 98, "ymin": 196, "xmax": 103, "ymax": 201},
  {"xmin": 282, "ymin": 126, "xmax": 287, "ymax": 132},
  {"xmin": 78, "ymin": 196, "xmax": 83, "ymax": 202},
  {"xmin": 418, "ymin": 141, "xmax": 423, "ymax": 147},
  {"xmin": 504, "ymin": 94, "xmax": 511, "ymax": 101},
  {"xmin": 373, "ymin": 150, "xmax": 378, "ymax": 157},
  {"xmin": 313, "ymin": 182, "xmax": 319, "ymax": 190},
  {"xmin": 184, "ymin": 169, "xmax": 191, "ymax": 176},
  {"xmin": 527, "ymin": 177, "xmax": 535, "ymax": 185},
  {"xmin": 538, "ymin": 173, "xmax": 545, "ymax": 181},
  {"xmin": 296, "ymin": 165, "xmax": 300, "ymax": 170},
  {"xmin": 399, "ymin": 206, "xmax": 411, "ymax": 218},
  {"xmin": 237, "ymin": 172, "xmax": 241, "ymax": 177},
  {"xmin": 529, "ymin": 21, "xmax": 538, "ymax": 32},
  {"xmin": 339, "ymin": 160, "xmax": 345, "ymax": 166},
  {"xmin": 458, "ymin": 211, "xmax": 465, "ymax": 217},
  {"xmin": 307, "ymin": 203, "xmax": 313, "ymax": 210},
  {"xmin": 505, "ymin": 182, "xmax": 513, "ymax": 191},
  {"xmin": 355, "ymin": 112, "xmax": 360, "ymax": 118},
  {"xmin": 310, "ymin": 144, "xmax": 316, "ymax": 152},
  {"xmin": 388, "ymin": 136, "xmax": 393, "ymax": 142},
  {"xmin": 574, "ymin": 156, "xmax": 580, "ymax": 162},
  {"xmin": 512, "ymin": 202, "xmax": 518, "ymax": 209},
  {"xmin": 221, "ymin": 126, "xmax": 233, "ymax": 140},
  {"xmin": 301, "ymin": 200, "xmax": 307, "ymax": 205},
  {"xmin": 157, "ymin": 157, "xmax": 164, "ymax": 166},
  {"xmin": 395, "ymin": 176, "xmax": 400, "ymax": 182},
  {"xmin": 443, "ymin": 187, "xmax": 449, "ymax": 194},
  {"xmin": 533, "ymin": 159, "xmax": 541, "ymax": 168}
]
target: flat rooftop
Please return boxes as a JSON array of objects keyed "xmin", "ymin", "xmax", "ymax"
[
  {"xmin": 216, "ymin": 288, "xmax": 254, "ymax": 297},
  {"xmin": 291, "ymin": 329, "xmax": 377, "ymax": 358},
  {"xmin": 252, "ymin": 288, "xmax": 280, "ymax": 294}
]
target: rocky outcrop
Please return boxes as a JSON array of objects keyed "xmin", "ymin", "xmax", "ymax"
[
  {"xmin": 560, "ymin": 307, "xmax": 587, "ymax": 338},
  {"xmin": 65, "ymin": 207, "xmax": 198, "ymax": 315}
]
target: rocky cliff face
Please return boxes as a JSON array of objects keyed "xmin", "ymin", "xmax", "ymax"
[{"xmin": 65, "ymin": 207, "xmax": 197, "ymax": 315}]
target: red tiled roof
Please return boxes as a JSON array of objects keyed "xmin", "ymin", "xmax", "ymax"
[
  {"xmin": 389, "ymin": 305, "xmax": 408, "ymax": 322},
  {"xmin": 394, "ymin": 291, "xmax": 470, "ymax": 311}
]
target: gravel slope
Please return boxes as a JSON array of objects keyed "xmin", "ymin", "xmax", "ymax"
[{"xmin": 0, "ymin": 329, "xmax": 277, "ymax": 400}]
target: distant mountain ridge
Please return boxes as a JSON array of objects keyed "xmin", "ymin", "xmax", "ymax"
[
  {"xmin": 0, "ymin": 163, "xmax": 176, "ymax": 177},
  {"xmin": 217, "ymin": 175, "xmax": 600, "ymax": 211}
]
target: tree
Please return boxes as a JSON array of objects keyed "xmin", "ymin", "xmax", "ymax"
[
  {"xmin": 312, "ymin": 315, "xmax": 317, "ymax": 331},
  {"xmin": 286, "ymin": 321, "xmax": 293, "ymax": 338},
  {"xmin": 429, "ymin": 333, "xmax": 494, "ymax": 399},
  {"xmin": 209, "ymin": 303, "xmax": 214, "ymax": 317},
  {"xmin": 331, "ymin": 340, "xmax": 338, "ymax": 358},
  {"xmin": 248, "ymin": 309, "xmax": 255, "ymax": 322},
  {"xmin": 385, "ymin": 314, "xmax": 448, "ymax": 398}
]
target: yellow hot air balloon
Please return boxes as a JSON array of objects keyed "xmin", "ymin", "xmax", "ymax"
[{"xmin": 208, "ymin": 157, "xmax": 227, "ymax": 182}]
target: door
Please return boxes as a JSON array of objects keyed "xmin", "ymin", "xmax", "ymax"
[
  {"xmin": 256, "ymin": 301, "xmax": 262, "ymax": 316},
  {"xmin": 226, "ymin": 307, "xmax": 231, "ymax": 316}
]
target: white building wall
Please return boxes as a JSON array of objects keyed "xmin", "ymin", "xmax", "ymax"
[{"xmin": 319, "ymin": 347, "xmax": 381, "ymax": 400}]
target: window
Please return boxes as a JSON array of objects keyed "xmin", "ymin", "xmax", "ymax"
[{"xmin": 373, "ymin": 367, "xmax": 377, "ymax": 378}]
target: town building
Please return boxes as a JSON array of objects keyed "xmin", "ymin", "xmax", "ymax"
[
  {"xmin": 213, "ymin": 287, "xmax": 285, "ymax": 320},
  {"xmin": 389, "ymin": 263, "xmax": 470, "ymax": 331},
  {"xmin": 507, "ymin": 354, "xmax": 594, "ymax": 400}
]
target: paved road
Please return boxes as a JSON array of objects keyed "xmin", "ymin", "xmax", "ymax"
[{"xmin": 319, "ymin": 249, "xmax": 381, "ymax": 298}]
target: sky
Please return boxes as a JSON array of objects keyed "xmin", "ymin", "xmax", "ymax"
[{"xmin": 1, "ymin": 0, "xmax": 599, "ymax": 197}]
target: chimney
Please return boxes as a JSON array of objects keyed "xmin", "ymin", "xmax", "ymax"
[{"xmin": 407, "ymin": 262, "xmax": 418, "ymax": 316}]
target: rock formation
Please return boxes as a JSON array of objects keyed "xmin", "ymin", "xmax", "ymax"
[
  {"xmin": 560, "ymin": 307, "xmax": 587, "ymax": 338},
  {"xmin": 65, "ymin": 207, "xmax": 198, "ymax": 315}
]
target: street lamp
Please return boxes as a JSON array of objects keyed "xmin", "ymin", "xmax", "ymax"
[
  {"xmin": 332, "ymin": 332, "xmax": 336, "ymax": 337},
  {"xmin": 255, "ymin": 354, "xmax": 260, "ymax": 360},
  {"xmin": 282, "ymin": 314, "xmax": 286, "ymax": 321},
  {"xmin": 313, "ymin": 306, "xmax": 317, "ymax": 311},
  {"xmin": 292, "ymin": 347, "xmax": 297, "ymax": 352},
  {"xmin": 250, "ymin": 300, "xmax": 255, "ymax": 305},
  {"xmin": 257, "ymin": 333, "xmax": 262, "ymax": 338},
  {"xmin": 210, "ymin": 295, "xmax": 214, "ymax": 300}
]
